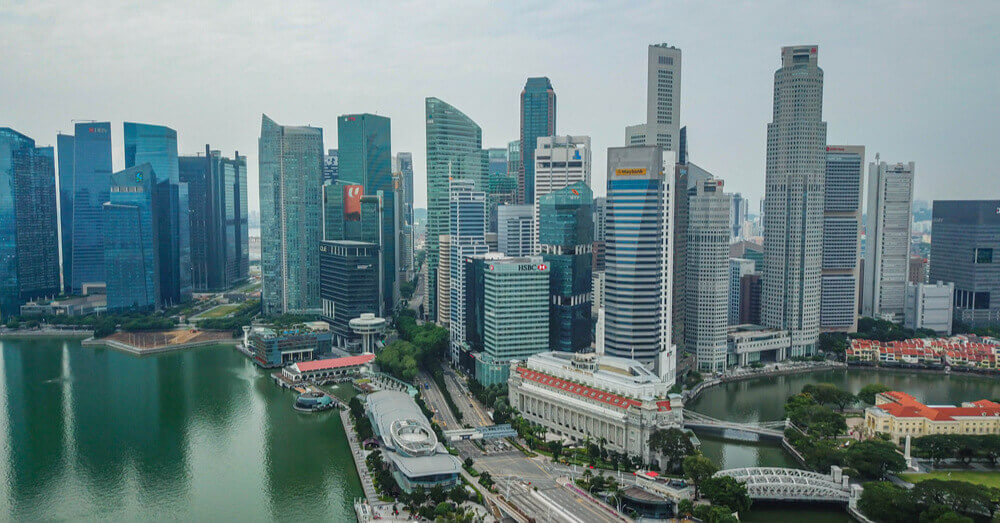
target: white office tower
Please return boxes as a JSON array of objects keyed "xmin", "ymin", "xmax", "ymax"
[
  {"xmin": 626, "ymin": 44, "xmax": 682, "ymax": 152},
  {"xmin": 863, "ymin": 159, "xmax": 915, "ymax": 322},
  {"xmin": 595, "ymin": 308, "xmax": 605, "ymax": 355},
  {"xmin": 448, "ymin": 179, "xmax": 488, "ymax": 363},
  {"xmin": 497, "ymin": 204, "xmax": 534, "ymax": 257},
  {"xmin": 593, "ymin": 197, "xmax": 607, "ymax": 242},
  {"xmin": 686, "ymin": 178, "xmax": 732, "ymax": 373},
  {"xmin": 762, "ymin": 45, "xmax": 827, "ymax": 357},
  {"xmin": 904, "ymin": 281, "xmax": 954, "ymax": 334},
  {"xmin": 604, "ymin": 146, "xmax": 675, "ymax": 386},
  {"xmin": 532, "ymin": 135, "xmax": 591, "ymax": 253},
  {"xmin": 729, "ymin": 258, "xmax": 756, "ymax": 325},
  {"xmin": 436, "ymin": 234, "xmax": 451, "ymax": 326},
  {"xmin": 592, "ymin": 270, "xmax": 606, "ymax": 314},
  {"xmin": 822, "ymin": 145, "xmax": 865, "ymax": 332}
]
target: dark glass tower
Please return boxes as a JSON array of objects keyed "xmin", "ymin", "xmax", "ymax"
[
  {"xmin": 320, "ymin": 240, "xmax": 380, "ymax": 350},
  {"xmin": 538, "ymin": 181, "xmax": 593, "ymax": 351},
  {"xmin": 519, "ymin": 77, "xmax": 556, "ymax": 205},
  {"xmin": 104, "ymin": 164, "xmax": 160, "ymax": 311},
  {"xmin": 70, "ymin": 122, "xmax": 112, "ymax": 293},
  {"xmin": 57, "ymin": 133, "xmax": 74, "ymax": 293},
  {"xmin": 0, "ymin": 128, "xmax": 60, "ymax": 317}
]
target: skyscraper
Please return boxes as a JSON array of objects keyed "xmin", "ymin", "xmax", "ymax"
[
  {"xmin": 929, "ymin": 200, "xmax": 1000, "ymax": 328},
  {"xmin": 507, "ymin": 140, "xmax": 520, "ymax": 180},
  {"xmin": 124, "ymin": 122, "xmax": 190, "ymax": 304},
  {"xmin": 519, "ymin": 77, "xmax": 556, "ymax": 204},
  {"xmin": 862, "ymin": 160, "xmax": 914, "ymax": 322},
  {"xmin": 729, "ymin": 258, "xmax": 756, "ymax": 325},
  {"xmin": 532, "ymin": 135, "xmax": 590, "ymax": 253},
  {"xmin": 103, "ymin": 164, "xmax": 160, "ymax": 311},
  {"xmin": 671, "ymin": 162, "xmax": 714, "ymax": 353},
  {"xmin": 436, "ymin": 234, "xmax": 451, "ymax": 326},
  {"xmin": 497, "ymin": 204, "xmax": 534, "ymax": 257},
  {"xmin": 686, "ymin": 178, "xmax": 731, "ymax": 373},
  {"xmin": 730, "ymin": 192, "xmax": 748, "ymax": 241},
  {"xmin": 0, "ymin": 128, "xmax": 60, "ymax": 317},
  {"xmin": 449, "ymin": 179, "xmax": 488, "ymax": 363},
  {"xmin": 604, "ymin": 146, "xmax": 674, "ymax": 384},
  {"xmin": 179, "ymin": 146, "xmax": 249, "ymax": 291},
  {"xmin": 70, "ymin": 122, "xmax": 112, "ymax": 293},
  {"xmin": 822, "ymin": 145, "xmax": 865, "ymax": 332},
  {"xmin": 626, "ymin": 44, "xmax": 682, "ymax": 153},
  {"xmin": 56, "ymin": 133, "xmax": 74, "ymax": 293},
  {"xmin": 762, "ymin": 45, "xmax": 827, "ymax": 357},
  {"xmin": 320, "ymin": 240, "xmax": 380, "ymax": 349},
  {"xmin": 539, "ymin": 181, "xmax": 593, "ymax": 352},
  {"xmin": 397, "ymin": 152, "xmax": 414, "ymax": 226},
  {"xmin": 323, "ymin": 149, "xmax": 338, "ymax": 185},
  {"xmin": 425, "ymin": 97, "xmax": 487, "ymax": 321},
  {"xmin": 487, "ymin": 170, "xmax": 517, "ymax": 233},
  {"xmin": 258, "ymin": 114, "xmax": 323, "ymax": 314}
]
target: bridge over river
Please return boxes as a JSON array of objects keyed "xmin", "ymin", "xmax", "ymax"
[
  {"xmin": 715, "ymin": 466, "xmax": 860, "ymax": 504},
  {"xmin": 683, "ymin": 410, "xmax": 790, "ymax": 440}
]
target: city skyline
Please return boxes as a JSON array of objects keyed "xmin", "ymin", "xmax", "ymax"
[{"xmin": 3, "ymin": 2, "xmax": 998, "ymax": 215}]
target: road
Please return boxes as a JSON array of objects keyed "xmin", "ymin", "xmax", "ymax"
[
  {"xmin": 443, "ymin": 369, "xmax": 493, "ymax": 427},
  {"xmin": 418, "ymin": 369, "xmax": 461, "ymax": 430}
]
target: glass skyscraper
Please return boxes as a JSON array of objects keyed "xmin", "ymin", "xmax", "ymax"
[
  {"xmin": 0, "ymin": 128, "xmax": 60, "ymax": 317},
  {"xmin": 424, "ymin": 97, "xmax": 488, "ymax": 321},
  {"xmin": 538, "ymin": 181, "xmax": 593, "ymax": 352},
  {"xmin": 519, "ymin": 77, "xmax": 556, "ymax": 205},
  {"xmin": 56, "ymin": 133, "xmax": 74, "ymax": 293},
  {"xmin": 448, "ymin": 179, "xmax": 488, "ymax": 363},
  {"xmin": 104, "ymin": 164, "xmax": 160, "ymax": 311},
  {"xmin": 258, "ymin": 114, "xmax": 323, "ymax": 314},
  {"xmin": 70, "ymin": 122, "xmax": 112, "ymax": 293}
]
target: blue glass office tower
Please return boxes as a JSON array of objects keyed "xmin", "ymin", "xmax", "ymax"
[
  {"xmin": 519, "ymin": 77, "xmax": 556, "ymax": 204},
  {"xmin": 539, "ymin": 181, "xmax": 593, "ymax": 352},
  {"xmin": 124, "ymin": 122, "xmax": 190, "ymax": 305},
  {"xmin": 104, "ymin": 164, "xmax": 160, "ymax": 311},
  {"xmin": 338, "ymin": 114, "xmax": 396, "ymax": 314},
  {"xmin": 449, "ymin": 179, "xmax": 488, "ymax": 363},
  {"xmin": 57, "ymin": 133, "xmax": 74, "ymax": 293},
  {"xmin": 0, "ymin": 128, "xmax": 60, "ymax": 317},
  {"xmin": 258, "ymin": 114, "xmax": 324, "ymax": 314},
  {"xmin": 70, "ymin": 122, "xmax": 112, "ymax": 293}
]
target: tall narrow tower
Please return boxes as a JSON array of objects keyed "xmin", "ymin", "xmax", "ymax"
[
  {"xmin": 519, "ymin": 77, "xmax": 556, "ymax": 204},
  {"xmin": 625, "ymin": 44, "xmax": 682, "ymax": 155},
  {"xmin": 761, "ymin": 45, "xmax": 827, "ymax": 356}
]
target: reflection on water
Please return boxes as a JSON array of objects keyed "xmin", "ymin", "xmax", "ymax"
[{"xmin": 0, "ymin": 338, "xmax": 361, "ymax": 521}]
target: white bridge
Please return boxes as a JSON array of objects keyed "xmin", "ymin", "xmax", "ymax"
[
  {"xmin": 715, "ymin": 466, "xmax": 854, "ymax": 503},
  {"xmin": 683, "ymin": 411, "xmax": 789, "ymax": 440}
]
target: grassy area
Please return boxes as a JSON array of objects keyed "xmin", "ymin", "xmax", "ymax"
[
  {"xmin": 197, "ymin": 304, "xmax": 242, "ymax": 319},
  {"xmin": 901, "ymin": 470, "xmax": 1000, "ymax": 488}
]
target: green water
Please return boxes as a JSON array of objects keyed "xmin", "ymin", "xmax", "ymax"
[{"xmin": 0, "ymin": 338, "xmax": 362, "ymax": 521}]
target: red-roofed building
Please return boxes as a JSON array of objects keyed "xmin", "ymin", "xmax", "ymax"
[
  {"xmin": 865, "ymin": 390, "xmax": 1000, "ymax": 444},
  {"xmin": 848, "ymin": 336, "xmax": 1000, "ymax": 370},
  {"xmin": 282, "ymin": 353, "xmax": 375, "ymax": 383}
]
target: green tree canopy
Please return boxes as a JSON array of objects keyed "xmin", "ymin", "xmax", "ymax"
[
  {"xmin": 845, "ymin": 440, "xmax": 906, "ymax": 480},
  {"xmin": 648, "ymin": 428, "xmax": 695, "ymax": 473}
]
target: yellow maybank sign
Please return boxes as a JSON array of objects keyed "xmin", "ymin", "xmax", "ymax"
[{"xmin": 615, "ymin": 168, "xmax": 647, "ymax": 176}]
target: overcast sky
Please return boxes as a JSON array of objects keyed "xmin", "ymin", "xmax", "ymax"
[{"xmin": 3, "ymin": 1, "xmax": 998, "ymax": 213}]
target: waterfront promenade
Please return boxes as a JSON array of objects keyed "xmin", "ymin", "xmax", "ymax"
[{"xmin": 339, "ymin": 409, "xmax": 379, "ymax": 503}]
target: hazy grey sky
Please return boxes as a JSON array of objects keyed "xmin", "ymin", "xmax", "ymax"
[{"xmin": 3, "ymin": 1, "xmax": 998, "ymax": 213}]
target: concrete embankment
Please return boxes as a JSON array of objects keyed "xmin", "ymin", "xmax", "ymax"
[{"xmin": 82, "ymin": 336, "xmax": 239, "ymax": 355}]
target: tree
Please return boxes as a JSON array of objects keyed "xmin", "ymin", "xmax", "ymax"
[
  {"xmin": 648, "ymin": 428, "xmax": 695, "ymax": 473},
  {"xmin": 910, "ymin": 479, "xmax": 1000, "ymax": 520},
  {"xmin": 692, "ymin": 505, "xmax": 739, "ymax": 523},
  {"xmin": 550, "ymin": 440, "xmax": 563, "ymax": 462},
  {"xmin": 818, "ymin": 332, "xmax": 849, "ymax": 355},
  {"xmin": 914, "ymin": 435, "xmax": 961, "ymax": 464},
  {"xmin": 857, "ymin": 383, "xmax": 892, "ymax": 405},
  {"xmin": 700, "ymin": 476, "xmax": 751, "ymax": 514},
  {"xmin": 858, "ymin": 481, "xmax": 917, "ymax": 523},
  {"xmin": 802, "ymin": 383, "xmax": 855, "ymax": 411},
  {"xmin": 845, "ymin": 440, "xmax": 906, "ymax": 480},
  {"xmin": 682, "ymin": 453, "xmax": 718, "ymax": 499},
  {"xmin": 677, "ymin": 498, "xmax": 693, "ymax": 517},
  {"xmin": 449, "ymin": 485, "xmax": 468, "ymax": 505},
  {"xmin": 463, "ymin": 457, "xmax": 474, "ymax": 469}
]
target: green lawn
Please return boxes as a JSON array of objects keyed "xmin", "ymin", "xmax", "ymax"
[
  {"xmin": 901, "ymin": 470, "xmax": 1000, "ymax": 488},
  {"xmin": 197, "ymin": 304, "xmax": 242, "ymax": 319}
]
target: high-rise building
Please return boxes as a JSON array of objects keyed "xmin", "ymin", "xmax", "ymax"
[
  {"xmin": 862, "ymin": 160, "xmax": 914, "ymax": 322},
  {"xmin": 323, "ymin": 149, "xmax": 338, "ymax": 185},
  {"xmin": 507, "ymin": 140, "xmax": 520, "ymax": 179},
  {"xmin": 70, "ymin": 122, "xmax": 112, "ymax": 293},
  {"xmin": 739, "ymin": 274, "xmax": 763, "ymax": 324},
  {"xmin": 449, "ymin": 179, "xmax": 488, "ymax": 363},
  {"xmin": 762, "ymin": 45, "xmax": 827, "ymax": 357},
  {"xmin": 436, "ymin": 234, "xmax": 451, "ymax": 326},
  {"xmin": 532, "ymin": 135, "xmax": 590, "ymax": 253},
  {"xmin": 685, "ymin": 178, "xmax": 730, "ymax": 373},
  {"xmin": 626, "ymin": 44, "xmax": 682, "ymax": 153},
  {"xmin": 487, "ymin": 171, "xmax": 517, "ymax": 233},
  {"xmin": 320, "ymin": 240, "xmax": 380, "ymax": 350},
  {"xmin": 397, "ymin": 152, "xmax": 414, "ymax": 226},
  {"xmin": 258, "ymin": 114, "xmax": 323, "ymax": 314},
  {"xmin": 539, "ymin": 181, "xmax": 593, "ymax": 352},
  {"xmin": 463, "ymin": 254, "xmax": 549, "ymax": 385},
  {"xmin": 904, "ymin": 281, "xmax": 954, "ymax": 334},
  {"xmin": 729, "ymin": 258, "xmax": 756, "ymax": 325},
  {"xmin": 0, "ymin": 128, "xmax": 60, "ymax": 317},
  {"xmin": 909, "ymin": 256, "xmax": 930, "ymax": 284},
  {"xmin": 425, "ymin": 97, "xmax": 487, "ymax": 321},
  {"xmin": 519, "ymin": 77, "xmax": 556, "ymax": 204},
  {"xmin": 497, "ymin": 204, "xmax": 534, "ymax": 257},
  {"xmin": 593, "ymin": 197, "xmax": 607, "ymax": 243},
  {"xmin": 672, "ymin": 162, "xmax": 714, "ymax": 353},
  {"xmin": 179, "ymin": 146, "xmax": 249, "ymax": 291},
  {"xmin": 930, "ymin": 200, "xmax": 1000, "ymax": 328},
  {"xmin": 103, "ymin": 164, "xmax": 160, "ymax": 311},
  {"xmin": 604, "ymin": 146, "xmax": 674, "ymax": 385},
  {"xmin": 56, "ymin": 133, "xmax": 74, "ymax": 293},
  {"xmin": 730, "ymin": 192, "xmax": 748, "ymax": 241},
  {"xmin": 822, "ymin": 145, "xmax": 865, "ymax": 332},
  {"xmin": 678, "ymin": 126, "xmax": 688, "ymax": 164}
]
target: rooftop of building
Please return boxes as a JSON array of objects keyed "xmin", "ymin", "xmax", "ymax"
[
  {"xmin": 289, "ymin": 353, "xmax": 374, "ymax": 373},
  {"xmin": 727, "ymin": 324, "xmax": 790, "ymax": 338},
  {"xmin": 250, "ymin": 324, "xmax": 332, "ymax": 338},
  {"xmin": 367, "ymin": 390, "xmax": 439, "ymax": 456},
  {"xmin": 873, "ymin": 391, "xmax": 1000, "ymax": 421}
]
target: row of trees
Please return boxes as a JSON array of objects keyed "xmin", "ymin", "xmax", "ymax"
[
  {"xmin": 860, "ymin": 479, "xmax": 999, "ymax": 522},
  {"xmin": 913, "ymin": 434, "xmax": 1000, "ymax": 465},
  {"xmin": 395, "ymin": 483, "xmax": 475, "ymax": 522}
]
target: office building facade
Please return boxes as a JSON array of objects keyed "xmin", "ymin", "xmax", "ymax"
[
  {"xmin": 56, "ymin": 133, "xmax": 74, "ymax": 293},
  {"xmin": 730, "ymin": 192, "xmax": 748, "ymax": 241},
  {"xmin": 761, "ymin": 45, "xmax": 827, "ymax": 357},
  {"xmin": 258, "ymin": 114, "xmax": 323, "ymax": 314},
  {"xmin": 904, "ymin": 281, "xmax": 954, "ymax": 335},
  {"xmin": 519, "ymin": 77, "xmax": 556, "ymax": 204},
  {"xmin": 320, "ymin": 240, "xmax": 380, "ymax": 350},
  {"xmin": 930, "ymin": 200, "xmax": 1000, "ymax": 327},
  {"xmin": 532, "ymin": 135, "xmax": 590, "ymax": 253},
  {"xmin": 436, "ymin": 234, "xmax": 451, "ymax": 326},
  {"xmin": 686, "ymin": 179, "xmax": 731, "ymax": 373},
  {"xmin": 539, "ymin": 182, "xmax": 593, "ymax": 352},
  {"xmin": 863, "ymin": 160, "xmax": 914, "ymax": 322},
  {"xmin": 821, "ymin": 145, "xmax": 864, "ymax": 332},
  {"xmin": 449, "ymin": 179, "xmax": 488, "ymax": 362},
  {"xmin": 396, "ymin": 152, "xmax": 414, "ymax": 227},
  {"xmin": 70, "ymin": 122, "xmax": 112, "ymax": 293},
  {"xmin": 497, "ymin": 204, "xmax": 534, "ymax": 257},
  {"xmin": 103, "ymin": 164, "xmax": 160, "ymax": 311},
  {"xmin": 729, "ymin": 258, "xmax": 756, "ymax": 325},
  {"xmin": 323, "ymin": 149, "xmax": 338, "ymax": 185},
  {"xmin": 625, "ymin": 44, "xmax": 682, "ymax": 153}
]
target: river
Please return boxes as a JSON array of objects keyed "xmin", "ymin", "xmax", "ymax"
[{"xmin": 0, "ymin": 337, "xmax": 362, "ymax": 521}]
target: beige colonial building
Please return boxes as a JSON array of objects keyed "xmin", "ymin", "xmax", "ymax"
[
  {"xmin": 864, "ymin": 391, "xmax": 1000, "ymax": 444},
  {"xmin": 508, "ymin": 352, "xmax": 683, "ymax": 463}
]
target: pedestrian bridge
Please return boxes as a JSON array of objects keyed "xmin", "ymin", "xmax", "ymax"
[
  {"xmin": 683, "ymin": 411, "xmax": 789, "ymax": 440},
  {"xmin": 715, "ymin": 466, "xmax": 853, "ymax": 503}
]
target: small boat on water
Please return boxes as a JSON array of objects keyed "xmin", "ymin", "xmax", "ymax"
[{"xmin": 293, "ymin": 391, "xmax": 337, "ymax": 412}]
